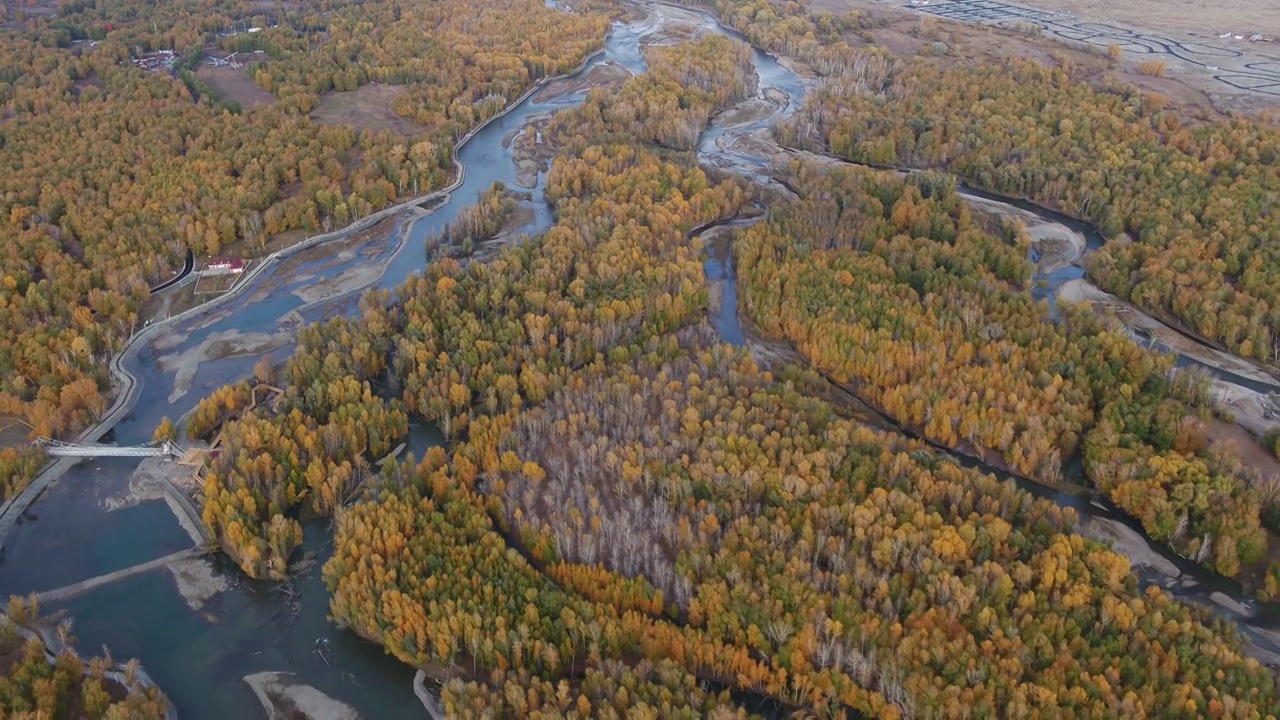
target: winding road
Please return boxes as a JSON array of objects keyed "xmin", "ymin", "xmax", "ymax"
[{"xmin": 149, "ymin": 250, "xmax": 196, "ymax": 295}]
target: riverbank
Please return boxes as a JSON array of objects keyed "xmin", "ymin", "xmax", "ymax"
[
  {"xmin": 531, "ymin": 60, "xmax": 631, "ymax": 104},
  {"xmin": 243, "ymin": 672, "xmax": 358, "ymax": 720},
  {"xmin": 0, "ymin": 31, "xmax": 619, "ymax": 554},
  {"xmin": 7, "ymin": 3, "xmax": 1278, "ymax": 717},
  {"xmin": 1059, "ymin": 279, "xmax": 1280, "ymax": 391},
  {"xmin": 0, "ymin": 12, "xmax": 642, "ymax": 717},
  {"xmin": 0, "ymin": 612, "xmax": 176, "ymax": 719},
  {"xmin": 683, "ymin": 20, "xmax": 1280, "ymax": 666},
  {"xmin": 713, "ymin": 86, "xmax": 788, "ymax": 129},
  {"xmin": 962, "ymin": 194, "xmax": 1088, "ymax": 275},
  {"xmin": 717, "ymin": 120, "xmax": 1280, "ymax": 470}
]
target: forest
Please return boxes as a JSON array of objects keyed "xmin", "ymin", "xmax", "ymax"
[
  {"xmin": 0, "ymin": 0, "xmax": 609, "ymax": 499},
  {"xmin": 544, "ymin": 33, "xmax": 757, "ymax": 151},
  {"xmin": 162, "ymin": 6, "xmax": 1280, "ymax": 710},
  {"xmin": 0, "ymin": 446, "xmax": 45, "ymax": 501},
  {"xmin": 0, "ymin": 598, "xmax": 168, "ymax": 718},
  {"xmin": 778, "ymin": 54, "xmax": 1280, "ymax": 370},
  {"xmin": 189, "ymin": 34, "xmax": 756, "ymax": 578},
  {"xmin": 734, "ymin": 162, "xmax": 1276, "ymax": 583},
  {"xmin": 426, "ymin": 182, "xmax": 523, "ymax": 258},
  {"xmin": 326, "ymin": 331, "xmax": 1279, "ymax": 716}
]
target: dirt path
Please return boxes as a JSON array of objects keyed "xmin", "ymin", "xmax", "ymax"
[{"xmin": 35, "ymin": 548, "xmax": 202, "ymax": 604}]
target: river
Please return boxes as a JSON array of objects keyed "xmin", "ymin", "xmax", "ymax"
[
  {"xmin": 680, "ymin": 0, "xmax": 1280, "ymax": 662},
  {"xmin": 1, "ymin": 3, "xmax": 1277, "ymax": 717},
  {"xmin": 0, "ymin": 13, "xmax": 660, "ymax": 719}
]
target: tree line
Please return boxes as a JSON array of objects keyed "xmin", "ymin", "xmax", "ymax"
[
  {"xmin": 328, "ymin": 329, "xmax": 1279, "ymax": 716},
  {"xmin": 780, "ymin": 55, "xmax": 1280, "ymax": 369},
  {"xmin": 0, "ymin": 597, "xmax": 168, "ymax": 718},
  {"xmin": 735, "ymin": 161, "xmax": 1275, "ymax": 585},
  {"xmin": 176, "ymin": 23, "xmax": 1280, "ymax": 715},
  {"xmin": 0, "ymin": 0, "xmax": 609, "ymax": 498}
]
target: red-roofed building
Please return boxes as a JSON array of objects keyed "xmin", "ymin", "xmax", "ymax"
[{"xmin": 206, "ymin": 257, "xmax": 244, "ymax": 274}]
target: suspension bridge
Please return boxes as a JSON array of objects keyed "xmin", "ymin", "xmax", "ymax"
[{"xmin": 34, "ymin": 437, "xmax": 184, "ymax": 460}]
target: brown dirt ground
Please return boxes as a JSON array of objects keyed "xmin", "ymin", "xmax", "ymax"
[
  {"xmin": 1003, "ymin": 0, "xmax": 1280, "ymax": 41},
  {"xmin": 838, "ymin": 9, "xmax": 1110, "ymax": 74},
  {"xmin": 147, "ymin": 211, "xmax": 409, "ymax": 324},
  {"xmin": 252, "ymin": 216, "xmax": 401, "ymax": 304},
  {"xmin": 221, "ymin": 227, "xmax": 307, "ymax": 262},
  {"xmin": 865, "ymin": 26, "xmax": 929, "ymax": 56},
  {"xmin": 812, "ymin": 0, "xmax": 1274, "ymax": 115},
  {"xmin": 1113, "ymin": 70, "xmax": 1216, "ymax": 108},
  {"xmin": 714, "ymin": 87, "xmax": 788, "ymax": 129},
  {"xmin": 533, "ymin": 61, "xmax": 632, "ymax": 103},
  {"xmin": 810, "ymin": 0, "xmax": 1280, "ymax": 39},
  {"xmin": 310, "ymin": 83, "xmax": 428, "ymax": 136},
  {"xmin": 0, "ymin": 1, "xmax": 54, "ymax": 29},
  {"xmin": 73, "ymin": 75, "xmax": 104, "ymax": 96},
  {"xmin": 1205, "ymin": 419, "xmax": 1280, "ymax": 484},
  {"xmin": 196, "ymin": 64, "xmax": 277, "ymax": 110},
  {"xmin": 144, "ymin": 263, "xmax": 248, "ymax": 322},
  {"xmin": 15, "ymin": 5, "xmax": 56, "ymax": 16}
]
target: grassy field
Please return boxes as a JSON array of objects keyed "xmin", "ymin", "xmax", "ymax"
[
  {"xmin": 196, "ymin": 64, "xmax": 277, "ymax": 110},
  {"xmin": 309, "ymin": 83, "xmax": 428, "ymax": 135}
]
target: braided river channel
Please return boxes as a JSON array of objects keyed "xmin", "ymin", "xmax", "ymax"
[{"xmin": 2, "ymin": 2, "xmax": 1278, "ymax": 717}]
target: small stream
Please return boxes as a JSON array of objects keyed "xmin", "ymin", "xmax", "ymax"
[
  {"xmin": 3, "ymin": 3, "xmax": 1278, "ymax": 717},
  {"xmin": 0, "ymin": 14, "xmax": 657, "ymax": 720},
  {"xmin": 683, "ymin": 5, "xmax": 1280, "ymax": 661}
]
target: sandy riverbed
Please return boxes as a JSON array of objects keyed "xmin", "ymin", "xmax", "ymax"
[
  {"xmin": 644, "ymin": 3, "xmax": 715, "ymax": 43},
  {"xmin": 532, "ymin": 61, "xmax": 632, "ymax": 104},
  {"xmin": 961, "ymin": 194, "xmax": 1088, "ymax": 275},
  {"xmin": 290, "ymin": 218, "xmax": 413, "ymax": 304},
  {"xmin": 714, "ymin": 87, "xmax": 789, "ymax": 129},
  {"xmin": 1208, "ymin": 380, "xmax": 1280, "ymax": 438},
  {"xmin": 168, "ymin": 554, "xmax": 230, "ymax": 612},
  {"xmin": 1078, "ymin": 516, "xmax": 1182, "ymax": 578},
  {"xmin": 507, "ymin": 112, "xmax": 557, "ymax": 189},
  {"xmin": 1058, "ymin": 279, "xmax": 1280, "ymax": 389},
  {"xmin": 243, "ymin": 672, "xmax": 359, "ymax": 720},
  {"xmin": 291, "ymin": 262, "xmax": 386, "ymax": 304},
  {"xmin": 158, "ymin": 329, "xmax": 295, "ymax": 404}
]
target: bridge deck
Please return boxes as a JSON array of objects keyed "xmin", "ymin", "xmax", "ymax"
[
  {"xmin": 36, "ymin": 438, "xmax": 180, "ymax": 459},
  {"xmin": 44, "ymin": 446, "xmax": 166, "ymax": 457}
]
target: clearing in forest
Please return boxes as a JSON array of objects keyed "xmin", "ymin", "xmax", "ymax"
[
  {"xmin": 309, "ymin": 83, "xmax": 427, "ymax": 136},
  {"xmin": 196, "ymin": 64, "xmax": 277, "ymax": 110}
]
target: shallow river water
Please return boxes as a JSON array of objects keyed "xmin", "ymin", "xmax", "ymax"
[
  {"xmin": 2, "ymin": 3, "xmax": 1278, "ymax": 717},
  {"xmin": 0, "ymin": 15, "xmax": 660, "ymax": 719}
]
